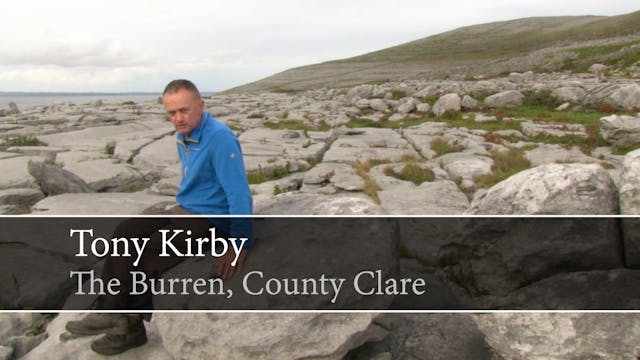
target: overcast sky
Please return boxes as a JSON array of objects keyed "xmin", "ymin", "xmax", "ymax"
[{"xmin": 0, "ymin": 1, "xmax": 637, "ymax": 93}]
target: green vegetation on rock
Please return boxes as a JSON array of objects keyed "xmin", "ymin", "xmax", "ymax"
[
  {"xmin": 383, "ymin": 163, "xmax": 435, "ymax": 185},
  {"xmin": 475, "ymin": 148, "xmax": 531, "ymax": 189},
  {"xmin": 0, "ymin": 136, "xmax": 47, "ymax": 147}
]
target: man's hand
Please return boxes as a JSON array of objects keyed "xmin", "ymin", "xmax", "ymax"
[{"xmin": 216, "ymin": 249, "xmax": 247, "ymax": 280}]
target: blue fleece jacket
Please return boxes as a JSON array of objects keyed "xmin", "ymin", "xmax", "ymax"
[{"xmin": 176, "ymin": 112, "xmax": 253, "ymax": 244}]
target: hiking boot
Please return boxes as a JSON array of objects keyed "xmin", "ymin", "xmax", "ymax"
[
  {"xmin": 65, "ymin": 313, "xmax": 128, "ymax": 336},
  {"xmin": 90, "ymin": 317, "xmax": 148, "ymax": 355}
]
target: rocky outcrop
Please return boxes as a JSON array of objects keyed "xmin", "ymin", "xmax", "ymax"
[
  {"xmin": 155, "ymin": 313, "xmax": 386, "ymax": 360},
  {"xmin": 474, "ymin": 313, "xmax": 640, "ymax": 359},
  {"xmin": 346, "ymin": 314, "xmax": 492, "ymax": 360},
  {"xmin": 420, "ymin": 218, "xmax": 622, "ymax": 298},
  {"xmin": 431, "ymin": 93, "xmax": 461, "ymax": 116},
  {"xmin": 483, "ymin": 90, "xmax": 524, "ymax": 108},
  {"xmin": 468, "ymin": 163, "xmax": 618, "ymax": 214},
  {"xmin": 619, "ymin": 149, "xmax": 640, "ymax": 214},
  {"xmin": 620, "ymin": 149, "xmax": 640, "ymax": 268},
  {"xmin": 27, "ymin": 160, "xmax": 94, "ymax": 196},
  {"xmin": 0, "ymin": 314, "xmax": 47, "ymax": 359},
  {"xmin": 600, "ymin": 114, "xmax": 640, "ymax": 147},
  {"xmin": 584, "ymin": 82, "xmax": 640, "ymax": 110},
  {"xmin": 608, "ymin": 83, "xmax": 640, "ymax": 111}
]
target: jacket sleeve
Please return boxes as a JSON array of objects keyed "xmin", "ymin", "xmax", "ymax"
[{"xmin": 211, "ymin": 129, "xmax": 254, "ymax": 247}]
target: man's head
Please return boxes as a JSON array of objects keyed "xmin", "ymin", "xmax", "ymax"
[{"xmin": 162, "ymin": 79, "xmax": 205, "ymax": 137}]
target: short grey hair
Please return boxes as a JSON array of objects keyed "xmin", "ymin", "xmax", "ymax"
[{"xmin": 163, "ymin": 79, "xmax": 201, "ymax": 99}]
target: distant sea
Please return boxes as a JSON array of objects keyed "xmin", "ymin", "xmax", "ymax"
[{"xmin": 0, "ymin": 92, "xmax": 162, "ymax": 110}]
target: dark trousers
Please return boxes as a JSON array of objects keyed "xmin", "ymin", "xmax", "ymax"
[{"xmin": 96, "ymin": 206, "xmax": 213, "ymax": 313}]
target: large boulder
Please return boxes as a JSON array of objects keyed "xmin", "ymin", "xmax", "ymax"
[
  {"xmin": 431, "ymin": 94, "xmax": 461, "ymax": 116},
  {"xmin": 619, "ymin": 148, "xmax": 640, "ymax": 214},
  {"xmin": 619, "ymin": 149, "xmax": 640, "ymax": 267},
  {"xmin": 0, "ymin": 217, "xmax": 127, "ymax": 309},
  {"xmin": 508, "ymin": 72, "xmax": 528, "ymax": 83},
  {"xmin": 369, "ymin": 99, "xmax": 389, "ymax": 112},
  {"xmin": 348, "ymin": 314, "xmax": 493, "ymax": 360},
  {"xmin": 551, "ymin": 86, "xmax": 586, "ymax": 104},
  {"xmin": 348, "ymin": 84, "xmax": 375, "ymax": 100},
  {"xmin": 600, "ymin": 114, "xmax": 640, "ymax": 147},
  {"xmin": 483, "ymin": 90, "xmax": 524, "ymax": 109},
  {"xmin": 608, "ymin": 83, "xmax": 640, "ymax": 111},
  {"xmin": 468, "ymin": 80, "xmax": 501, "ymax": 98},
  {"xmin": 468, "ymin": 163, "xmax": 618, "ymax": 215},
  {"xmin": 27, "ymin": 160, "xmax": 94, "ymax": 196},
  {"xmin": 435, "ymin": 218, "xmax": 622, "ymax": 297},
  {"xmin": 460, "ymin": 95, "xmax": 480, "ymax": 110},
  {"xmin": 584, "ymin": 83, "xmax": 640, "ymax": 111},
  {"xmin": 474, "ymin": 313, "xmax": 640, "ymax": 359},
  {"xmin": 0, "ymin": 314, "xmax": 47, "ymax": 359},
  {"xmin": 62, "ymin": 159, "xmax": 147, "ymax": 192},
  {"xmin": 0, "ymin": 188, "xmax": 45, "ymax": 214},
  {"xmin": 155, "ymin": 313, "xmax": 386, "ymax": 360},
  {"xmin": 493, "ymin": 269, "xmax": 640, "ymax": 309},
  {"xmin": 396, "ymin": 98, "xmax": 417, "ymax": 114}
]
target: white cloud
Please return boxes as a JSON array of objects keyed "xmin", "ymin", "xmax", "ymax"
[
  {"xmin": 0, "ymin": 40, "xmax": 153, "ymax": 68},
  {"xmin": 0, "ymin": 65, "xmax": 157, "ymax": 92},
  {"xmin": 0, "ymin": 0, "xmax": 638, "ymax": 92}
]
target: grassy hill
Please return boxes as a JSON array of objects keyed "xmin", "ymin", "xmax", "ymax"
[{"xmin": 228, "ymin": 10, "xmax": 640, "ymax": 93}]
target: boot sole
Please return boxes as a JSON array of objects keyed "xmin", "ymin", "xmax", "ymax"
[
  {"xmin": 90, "ymin": 335, "xmax": 148, "ymax": 355},
  {"xmin": 65, "ymin": 323, "xmax": 117, "ymax": 336}
]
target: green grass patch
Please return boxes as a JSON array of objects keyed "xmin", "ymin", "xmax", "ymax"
[
  {"xmin": 347, "ymin": 118, "xmax": 384, "ymax": 128},
  {"xmin": 247, "ymin": 112, "xmax": 265, "ymax": 119},
  {"xmin": 431, "ymin": 137, "xmax": 464, "ymax": 156},
  {"xmin": 0, "ymin": 136, "xmax": 47, "ymax": 147},
  {"xmin": 525, "ymin": 123, "xmax": 607, "ymax": 155},
  {"xmin": 489, "ymin": 104, "xmax": 607, "ymax": 125},
  {"xmin": 383, "ymin": 163, "xmax": 435, "ymax": 185},
  {"xmin": 272, "ymin": 183, "xmax": 298, "ymax": 195},
  {"xmin": 347, "ymin": 117, "xmax": 429, "ymax": 129},
  {"xmin": 390, "ymin": 90, "xmax": 409, "ymax": 100},
  {"xmin": 522, "ymin": 90, "xmax": 560, "ymax": 108},
  {"xmin": 264, "ymin": 120, "xmax": 330, "ymax": 131},
  {"xmin": 475, "ymin": 147, "xmax": 531, "ymax": 189},
  {"xmin": 333, "ymin": 12, "xmax": 640, "ymax": 65},
  {"xmin": 247, "ymin": 164, "xmax": 291, "ymax": 184},
  {"xmin": 436, "ymin": 113, "xmax": 523, "ymax": 132},
  {"xmin": 264, "ymin": 120, "xmax": 308, "ymax": 131},
  {"xmin": 611, "ymin": 144, "xmax": 640, "ymax": 156},
  {"xmin": 418, "ymin": 96, "xmax": 439, "ymax": 105},
  {"xmin": 118, "ymin": 184, "xmax": 147, "ymax": 193}
]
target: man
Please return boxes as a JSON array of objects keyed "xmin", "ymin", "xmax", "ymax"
[{"xmin": 65, "ymin": 79, "xmax": 253, "ymax": 355}]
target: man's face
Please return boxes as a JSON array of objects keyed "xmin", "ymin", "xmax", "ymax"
[{"xmin": 163, "ymin": 88, "xmax": 205, "ymax": 137}]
